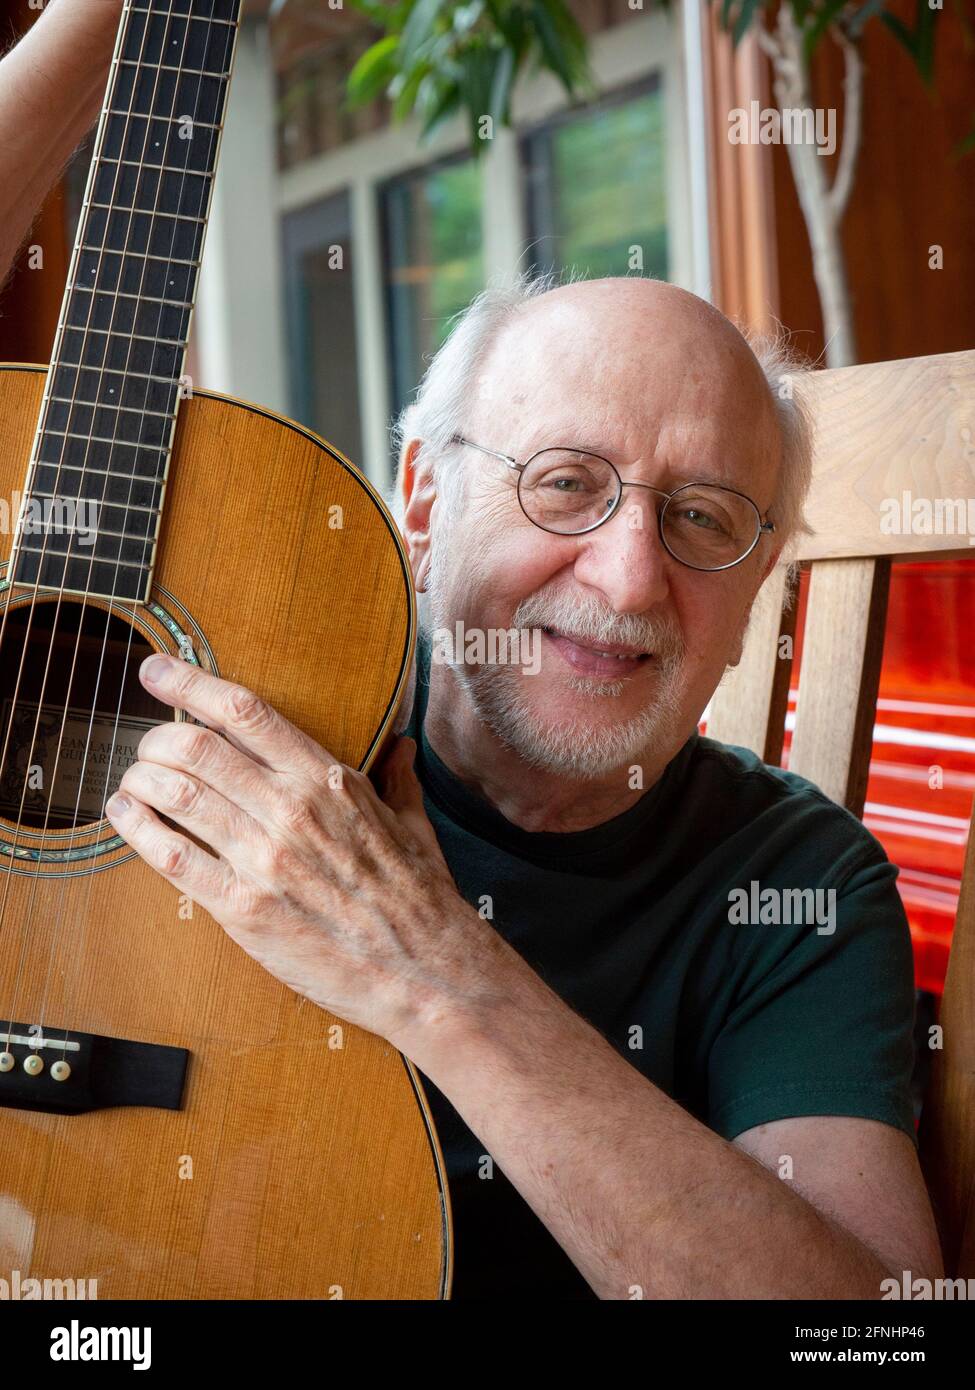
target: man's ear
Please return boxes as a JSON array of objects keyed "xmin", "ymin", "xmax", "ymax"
[{"xmin": 401, "ymin": 439, "xmax": 437, "ymax": 593}]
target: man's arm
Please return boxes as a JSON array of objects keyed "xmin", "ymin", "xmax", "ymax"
[
  {"xmin": 400, "ymin": 961, "xmax": 944, "ymax": 1300},
  {"xmin": 105, "ymin": 656, "xmax": 944, "ymax": 1301},
  {"xmin": 0, "ymin": 0, "xmax": 121, "ymax": 292}
]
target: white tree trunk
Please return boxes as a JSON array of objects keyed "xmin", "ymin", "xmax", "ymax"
[{"xmin": 760, "ymin": 8, "xmax": 864, "ymax": 369}]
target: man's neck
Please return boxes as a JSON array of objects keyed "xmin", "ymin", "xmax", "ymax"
[{"xmin": 422, "ymin": 664, "xmax": 674, "ymax": 834}]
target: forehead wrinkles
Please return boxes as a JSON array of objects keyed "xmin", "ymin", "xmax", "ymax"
[{"xmin": 465, "ymin": 297, "xmax": 781, "ymax": 497}]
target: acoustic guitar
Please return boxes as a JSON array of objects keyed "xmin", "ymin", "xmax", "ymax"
[{"xmin": 0, "ymin": 0, "xmax": 450, "ymax": 1298}]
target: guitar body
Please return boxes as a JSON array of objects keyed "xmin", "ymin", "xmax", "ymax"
[{"xmin": 0, "ymin": 364, "xmax": 451, "ymax": 1298}]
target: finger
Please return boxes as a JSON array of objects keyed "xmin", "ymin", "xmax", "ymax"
[
  {"xmin": 105, "ymin": 789, "xmax": 239, "ymax": 914},
  {"xmin": 378, "ymin": 738, "xmax": 442, "ymax": 852},
  {"xmin": 137, "ymin": 719, "xmax": 276, "ymax": 823},
  {"xmin": 139, "ymin": 654, "xmax": 334, "ymax": 778},
  {"xmin": 117, "ymin": 760, "xmax": 265, "ymax": 865}
]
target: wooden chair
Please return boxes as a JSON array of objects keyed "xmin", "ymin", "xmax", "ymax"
[{"xmin": 706, "ymin": 348, "xmax": 975, "ymax": 1278}]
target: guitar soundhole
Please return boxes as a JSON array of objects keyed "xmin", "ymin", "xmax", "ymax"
[{"xmin": 0, "ymin": 599, "xmax": 171, "ymax": 832}]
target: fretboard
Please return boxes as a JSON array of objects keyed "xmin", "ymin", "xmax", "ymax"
[{"xmin": 11, "ymin": 0, "xmax": 242, "ymax": 603}]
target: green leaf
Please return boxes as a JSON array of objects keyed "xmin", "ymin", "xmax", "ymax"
[
  {"xmin": 846, "ymin": 0, "xmax": 889, "ymax": 41},
  {"xmin": 419, "ymin": 79, "xmax": 463, "ymax": 142},
  {"xmin": 345, "ymin": 34, "xmax": 401, "ymax": 109},
  {"xmin": 732, "ymin": 0, "xmax": 762, "ymax": 48},
  {"xmin": 802, "ymin": 0, "xmax": 851, "ymax": 61},
  {"xmin": 392, "ymin": 59, "xmax": 432, "ymax": 121},
  {"xmin": 530, "ymin": 0, "xmax": 589, "ymax": 93},
  {"xmin": 399, "ymin": 0, "xmax": 447, "ymax": 72},
  {"xmin": 880, "ymin": 0, "xmax": 938, "ymax": 87},
  {"xmin": 489, "ymin": 42, "xmax": 516, "ymax": 125}
]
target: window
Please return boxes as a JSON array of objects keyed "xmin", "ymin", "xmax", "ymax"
[
  {"xmin": 282, "ymin": 190, "xmax": 363, "ymax": 466},
  {"xmin": 380, "ymin": 154, "xmax": 484, "ymax": 422},
  {"xmin": 521, "ymin": 77, "xmax": 668, "ymax": 282}
]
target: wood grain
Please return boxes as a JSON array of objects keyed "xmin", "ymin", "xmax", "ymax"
[{"xmin": 0, "ymin": 365, "xmax": 451, "ymax": 1299}]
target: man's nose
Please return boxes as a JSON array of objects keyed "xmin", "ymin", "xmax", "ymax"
[{"xmin": 570, "ymin": 494, "xmax": 672, "ymax": 613}]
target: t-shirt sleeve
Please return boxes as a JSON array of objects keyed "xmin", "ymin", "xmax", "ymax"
[{"xmin": 706, "ymin": 853, "xmax": 918, "ymax": 1145}]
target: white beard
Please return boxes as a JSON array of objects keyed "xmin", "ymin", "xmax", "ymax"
[{"xmin": 425, "ymin": 569, "xmax": 687, "ymax": 779}]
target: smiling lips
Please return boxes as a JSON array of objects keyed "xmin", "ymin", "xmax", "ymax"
[{"xmin": 542, "ymin": 626, "xmax": 652, "ymax": 678}]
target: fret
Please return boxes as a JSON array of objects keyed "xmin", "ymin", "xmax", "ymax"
[
  {"xmin": 12, "ymin": 550, "xmax": 150, "ymax": 600},
  {"xmin": 89, "ymin": 200, "xmax": 207, "ymax": 226},
  {"xmin": 101, "ymin": 156, "xmax": 220, "ymax": 179},
  {"xmin": 108, "ymin": 108, "xmax": 222, "ymax": 132},
  {"xmin": 119, "ymin": 12, "xmax": 236, "ymax": 75},
  {"xmin": 29, "ymin": 464, "xmax": 164, "ymax": 511},
  {"xmin": 26, "ymin": 491, "xmax": 160, "ymax": 526},
  {"xmin": 100, "ymin": 112, "xmax": 221, "ymax": 174},
  {"xmin": 74, "ymin": 248, "xmax": 197, "ymax": 305},
  {"xmin": 49, "ymin": 396, "xmax": 176, "ymax": 421},
  {"xmin": 129, "ymin": 2, "xmax": 240, "ymax": 23},
  {"xmin": 91, "ymin": 162, "xmax": 210, "ymax": 221},
  {"xmin": 22, "ymin": 0, "xmax": 242, "ymax": 601},
  {"xmin": 82, "ymin": 203, "xmax": 204, "ymax": 263},
  {"xmin": 79, "ymin": 244, "xmax": 200, "ymax": 267},
  {"xmin": 36, "ymin": 432, "xmax": 169, "ymax": 480},
  {"xmin": 17, "ymin": 533, "xmax": 157, "ymax": 569},
  {"xmin": 58, "ymin": 329, "xmax": 184, "ymax": 376},
  {"xmin": 65, "ymin": 287, "xmax": 190, "ymax": 345},
  {"xmin": 107, "ymin": 54, "xmax": 228, "ymax": 130},
  {"xmin": 12, "ymin": 549, "xmax": 152, "ymax": 603},
  {"xmin": 117, "ymin": 59, "xmax": 227, "ymax": 78},
  {"xmin": 43, "ymin": 401, "xmax": 172, "ymax": 451},
  {"xmin": 54, "ymin": 362, "xmax": 179, "ymax": 391}
]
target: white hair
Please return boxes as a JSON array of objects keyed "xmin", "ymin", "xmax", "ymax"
[{"xmin": 389, "ymin": 269, "xmax": 815, "ymax": 555}]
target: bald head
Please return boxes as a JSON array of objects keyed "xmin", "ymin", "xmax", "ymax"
[{"xmin": 463, "ymin": 277, "xmax": 783, "ymax": 519}]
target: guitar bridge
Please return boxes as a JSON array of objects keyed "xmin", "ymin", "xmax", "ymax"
[{"xmin": 0, "ymin": 1019, "xmax": 189, "ymax": 1115}]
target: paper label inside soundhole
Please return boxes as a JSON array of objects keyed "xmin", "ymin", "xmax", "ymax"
[{"xmin": 0, "ymin": 700, "xmax": 156, "ymax": 824}]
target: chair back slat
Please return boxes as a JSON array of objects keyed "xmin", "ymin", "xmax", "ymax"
[
  {"xmin": 788, "ymin": 557, "xmax": 890, "ymax": 815},
  {"xmin": 707, "ymin": 348, "xmax": 975, "ymax": 1274},
  {"xmin": 920, "ymin": 821, "xmax": 975, "ymax": 1275},
  {"xmin": 706, "ymin": 564, "xmax": 794, "ymax": 763}
]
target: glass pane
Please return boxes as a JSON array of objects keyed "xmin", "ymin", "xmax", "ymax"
[
  {"xmin": 380, "ymin": 156, "xmax": 483, "ymax": 425},
  {"xmin": 522, "ymin": 79, "xmax": 668, "ymax": 281},
  {"xmin": 282, "ymin": 190, "xmax": 363, "ymax": 468}
]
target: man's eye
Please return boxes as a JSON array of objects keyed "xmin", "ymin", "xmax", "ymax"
[
  {"xmin": 543, "ymin": 473, "xmax": 593, "ymax": 493},
  {"xmin": 675, "ymin": 506, "xmax": 725, "ymax": 533}
]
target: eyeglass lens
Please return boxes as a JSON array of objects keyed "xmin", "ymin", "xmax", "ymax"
[{"xmin": 517, "ymin": 449, "xmax": 761, "ymax": 569}]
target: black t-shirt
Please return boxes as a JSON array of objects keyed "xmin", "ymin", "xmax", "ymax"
[{"xmin": 404, "ymin": 636, "xmax": 917, "ymax": 1300}]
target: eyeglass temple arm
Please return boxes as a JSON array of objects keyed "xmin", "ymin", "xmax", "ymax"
[{"xmin": 450, "ymin": 434, "xmax": 519, "ymax": 469}]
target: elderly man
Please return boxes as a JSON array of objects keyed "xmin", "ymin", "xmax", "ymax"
[{"xmin": 0, "ymin": 1, "xmax": 942, "ymax": 1302}]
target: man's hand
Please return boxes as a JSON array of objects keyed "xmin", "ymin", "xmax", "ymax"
[{"xmin": 105, "ymin": 652, "xmax": 491, "ymax": 1047}]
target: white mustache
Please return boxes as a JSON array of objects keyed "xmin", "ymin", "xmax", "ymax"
[{"xmin": 512, "ymin": 590, "xmax": 684, "ymax": 661}]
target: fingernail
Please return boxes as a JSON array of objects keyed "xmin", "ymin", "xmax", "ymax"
[
  {"xmin": 106, "ymin": 793, "xmax": 130, "ymax": 816},
  {"xmin": 141, "ymin": 655, "xmax": 170, "ymax": 685}
]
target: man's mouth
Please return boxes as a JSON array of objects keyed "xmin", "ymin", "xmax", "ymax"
[{"xmin": 541, "ymin": 626, "xmax": 653, "ymax": 678}]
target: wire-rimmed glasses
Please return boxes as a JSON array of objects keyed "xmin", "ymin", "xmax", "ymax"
[{"xmin": 449, "ymin": 434, "xmax": 775, "ymax": 572}]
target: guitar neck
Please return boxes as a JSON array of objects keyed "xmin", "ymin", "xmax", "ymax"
[{"xmin": 12, "ymin": 0, "xmax": 242, "ymax": 604}]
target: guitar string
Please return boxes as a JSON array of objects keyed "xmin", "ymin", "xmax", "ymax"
[
  {"xmin": 43, "ymin": 3, "xmax": 231, "ymax": 1076},
  {"xmin": 30, "ymin": 0, "xmax": 211, "ymax": 1066},
  {"xmin": 0, "ymin": 0, "xmax": 158, "ymax": 1051},
  {"xmin": 2, "ymin": 0, "xmax": 216, "ymax": 1059}
]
